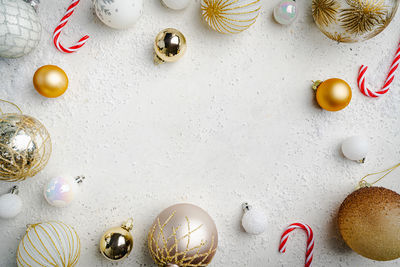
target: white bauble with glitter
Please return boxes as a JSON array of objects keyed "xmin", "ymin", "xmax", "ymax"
[
  {"xmin": 273, "ymin": 0, "xmax": 298, "ymax": 25},
  {"xmin": 341, "ymin": 136, "xmax": 369, "ymax": 162},
  {"xmin": 0, "ymin": 187, "xmax": 22, "ymax": 219},
  {"xmin": 0, "ymin": 0, "xmax": 41, "ymax": 58},
  {"xmin": 94, "ymin": 0, "xmax": 143, "ymax": 29},
  {"xmin": 241, "ymin": 203, "xmax": 267, "ymax": 235},
  {"xmin": 161, "ymin": 0, "xmax": 190, "ymax": 10}
]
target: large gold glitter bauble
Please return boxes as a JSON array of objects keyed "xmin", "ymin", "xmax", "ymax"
[
  {"xmin": 154, "ymin": 28, "xmax": 187, "ymax": 64},
  {"xmin": 148, "ymin": 203, "xmax": 218, "ymax": 267},
  {"xmin": 312, "ymin": 0, "xmax": 399, "ymax": 43},
  {"xmin": 33, "ymin": 65, "xmax": 69, "ymax": 98},
  {"xmin": 17, "ymin": 221, "xmax": 81, "ymax": 267},
  {"xmin": 0, "ymin": 113, "xmax": 51, "ymax": 182},
  {"xmin": 338, "ymin": 187, "xmax": 400, "ymax": 261},
  {"xmin": 313, "ymin": 78, "xmax": 352, "ymax": 111},
  {"xmin": 99, "ymin": 218, "xmax": 134, "ymax": 261},
  {"xmin": 201, "ymin": 0, "xmax": 262, "ymax": 34}
]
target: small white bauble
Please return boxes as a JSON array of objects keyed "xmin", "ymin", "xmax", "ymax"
[
  {"xmin": 273, "ymin": 0, "xmax": 298, "ymax": 25},
  {"xmin": 241, "ymin": 203, "xmax": 267, "ymax": 235},
  {"xmin": 161, "ymin": 0, "xmax": 190, "ymax": 10},
  {"xmin": 341, "ymin": 136, "xmax": 369, "ymax": 162},
  {"xmin": 0, "ymin": 186, "xmax": 22, "ymax": 219},
  {"xmin": 44, "ymin": 176, "xmax": 85, "ymax": 208},
  {"xmin": 94, "ymin": 0, "xmax": 143, "ymax": 29}
]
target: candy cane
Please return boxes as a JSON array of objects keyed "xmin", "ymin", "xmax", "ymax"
[
  {"xmin": 357, "ymin": 40, "xmax": 400, "ymax": 97},
  {"xmin": 279, "ymin": 223, "xmax": 314, "ymax": 267},
  {"xmin": 53, "ymin": 0, "xmax": 89, "ymax": 53}
]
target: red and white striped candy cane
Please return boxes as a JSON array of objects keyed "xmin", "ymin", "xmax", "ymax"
[
  {"xmin": 53, "ymin": 0, "xmax": 89, "ymax": 53},
  {"xmin": 279, "ymin": 223, "xmax": 314, "ymax": 267},
  {"xmin": 357, "ymin": 40, "xmax": 400, "ymax": 97}
]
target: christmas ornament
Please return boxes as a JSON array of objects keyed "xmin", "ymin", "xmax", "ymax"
[
  {"xmin": 148, "ymin": 203, "xmax": 218, "ymax": 266},
  {"xmin": 273, "ymin": 0, "xmax": 298, "ymax": 25},
  {"xmin": 0, "ymin": 111, "xmax": 52, "ymax": 182},
  {"xmin": 17, "ymin": 221, "xmax": 81, "ymax": 267},
  {"xmin": 44, "ymin": 175, "xmax": 85, "ymax": 207},
  {"xmin": 0, "ymin": 186, "xmax": 22, "ymax": 219},
  {"xmin": 161, "ymin": 0, "xmax": 190, "ymax": 10},
  {"xmin": 33, "ymin": 65, "xmax": 69, "ymax": 98},
  {"xmin": 312, "ymin": 78, "xmax": 352, "ymax": 111},
  {"xmin": 53, "ymin": 0, "xmax": 89, "ymax": 53},
  {"xmin": 99, "ymin": 218, "xmax": 134, "ymax": 261},
  {"xmin": 279, "ymin": 223, "xmax": 314, "ymax": 267},
  {"xmin": 358, "ymin": 38, "xmax": 400, "ymax": 97},
  {"xmin": 241, "ymin": 203, "xmax": 267, "ymax": 235},
  {"xmin": 0, "ymin": 0, "xmax": 41, "ymax": 58},
  {"xmin": 154, "ymin": 28, "xmax": 187, "ymax": 64},
  {"xmin": 201, "ymin": 0, "xmax": 262, "ymax": 34},
  {"xmin": 341, "ymin": 136, "xmax": 369, "ymax": 163},
  {"xmin": 94, "ymin": 0, "xmax": 144, "ymax": 29},
  {"xmin": 312, "ymin": 0, "xmax": 399, "ymax": 43}
]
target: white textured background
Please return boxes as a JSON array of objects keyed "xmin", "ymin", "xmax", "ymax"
[{"xmin": 1, "ymin": 0, "xmax": 400, "ymax": 266}]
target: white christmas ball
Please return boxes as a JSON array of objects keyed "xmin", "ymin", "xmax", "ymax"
[
  {"xmin": 44, "ymin": 176, "xmax": 79, "ymax": 208},
  {"xmin": 341, "ymin": 136, "xmax": 369, "ymax": 162},
  {"xmin": 242, "ymin": 206, "xmax": 267, "ymax": 235},
  {"xmin": 94, "ymin": 0, "xmax": 143, "ymax": 29},
  {"xmin": 273, "ymin": 0, "xmax": 298, "ymax": 25},
  {"xmin": 0, "ymin": 191, "xmax": 22, "ymax": 219},
  {"xmin": 161, "ymin": 0, "xmax": 190, "ymax": 10}
]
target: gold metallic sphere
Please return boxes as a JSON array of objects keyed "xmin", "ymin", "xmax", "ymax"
[
  {"xmin": 313, "ymin": 78, "xmax": 352, "ymax": 111},
  {"xmin": 99, "ymin": 219, "xmax": 133, "ymax": 261},
  {"xmin": 154, "ymin": 28, "xmax": 187, "ymax": 64},
  {"xmin": 33, "ymin": 65, "xmax": 68, "ymax": 98}
]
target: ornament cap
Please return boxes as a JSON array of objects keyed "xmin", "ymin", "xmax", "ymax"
[
  {"xmin": 242, "ymin": 202, "xmax": 252, "ymax": 212},
  {"xmin": 358, "ymin": 158, "xmax": 366, "ymax": 164},
  {"xmin": 75, "ymin": 175, "xmax": 85, "ymax": 184},
  {"xmin": 154, "ymin": 55, "xmax": 165, "ymax": 65},
  {"xmin": 23, "ymin": 0, "xmax": 40, "ymax": 12},
  {"xmin": 10, "ymin": 185, "xmax": 19, "ymax": 195},
  {"xmin": 312, "ymin": 80, "xmax": 323, "ymax": 91},
  {"xmin": 121, "ymin": 218, "xmax": 133, "ymax": 231}
]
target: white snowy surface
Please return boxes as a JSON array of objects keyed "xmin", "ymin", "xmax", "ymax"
[{"xmin": 1, "ymin": 0, "xmax": 400, "ymax": 266}]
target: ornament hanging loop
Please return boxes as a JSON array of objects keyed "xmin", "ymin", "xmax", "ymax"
[{"xmin": 357, "ymin": 162, "xmax": 400, "ymax": 189}]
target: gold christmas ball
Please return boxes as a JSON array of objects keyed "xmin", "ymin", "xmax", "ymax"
[
  {"xmin": 313, "ymin": 78, "xmax": 352, "ymax": 111},
  {"xmin": 148, "ymin": 203, "xmax": 218, "ymax": 266},
  {"xmin": 0, "ymin": 113, "xmax": 52, "ymax": 182},
  {"xmin": 338, "ymin": 187, "xmax": 400, "ymax": 261},
  {"xmin": 99, "ymin": 219, "xmax": 134, "ymax": 261},
  {"xmin": 33, "ymin": 65, "xmax": 69, "ymax": 98},
  {"xmin": 312, "ymin": 0, "xmax": 399, "ymax": 43},
  {"xmin": 154, "ymin": 28, "xmax": 187, "ymax": 64}
]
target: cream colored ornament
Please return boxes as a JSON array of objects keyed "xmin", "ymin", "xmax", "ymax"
[
  {"xmin": 201, "ymin": 0, "xmax": 262, "ymax": 34},
  {"xmin": 17, "ymin": 221, "xmax": 81, "ymax": 267}
]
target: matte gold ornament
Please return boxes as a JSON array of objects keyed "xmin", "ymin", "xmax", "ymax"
[
  {"xmin": 312, "ymin": 78, "xmax": 352, "ymax": 111},
  {"xmin": 33, "ymin": 65, "xmax": 69, "ymax": 98},
  {"xmin": 312, "ymin": 0, "xmax": 399, "ymax": 43},
  {"xmin": 100, "ymin": 218, "xmax": 134, "ymax": 261},
  {"xmin": 154, "ymin": 28, "xmax": 187, "ymax": 64},
  {"xmin": 201, "ymin": 0, "xmax": 262, "ymax": 34},
  {"xmin": 0, "ymin": 110, "xmax": 51, "ymax": 182},
  {"xmin": 338, "ymin": 186, "xmax": 400, "ymax": 261},
  {"xmin": 148, "ymin": 203, "xmax": 218, "ymax": 267},
  {"xmin": 17, "ymin": 221, "xmax": 81, "ymax": 267}
]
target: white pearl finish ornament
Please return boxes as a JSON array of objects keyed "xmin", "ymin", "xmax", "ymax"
[
  {"xmin": 44, "ymin": 175, "xmax": 85, "ymax": 208},
  {"xmin": 273, "ymin": 0, "xmax": 298, "ymax": 25},
  {"xmin": 0, "ymin": 186, "xmax": 22, "ymax": 219},
  {"xmin": 94, "ymin": 0, "xmax": 143, "ymax": 29},
  {"xmin": 241, "ymin": 203, "xmax": 267, "ymax": 235},
  {"xmin": 342, "ymin": 136, "xmax": 369, "ymax": 163},
  {"xmin": 161, "ymin": 0, "xmax": 190, "ymax": 10}
]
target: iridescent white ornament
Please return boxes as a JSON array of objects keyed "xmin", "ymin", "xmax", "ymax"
[
  {"xmin": 273, "ymin": 0, "xmax": 298, "ymax": 25},
  {"xmin": 0, "ymin": 186, "xmax": 22, "ymax": 219},
  {"xmin": 44, "ymin": 175, "xmax": 85, "ymax": 208},
  {"xmin": 161, "ymin": 0, "xmax": 190, "ymax": 10},
  {"xmin": 341, "ymin": 136, "xmax": 369, "ymax": 163},
  {"xmin": 241, "ymin": 203, "xmax": 267, "ymax": 235},
  {"xmin": 94, "ymin": 0, "xmax": 143, "ymax": 29}
]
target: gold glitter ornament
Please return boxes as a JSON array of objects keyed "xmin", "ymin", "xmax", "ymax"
[
  {"xmin": 154, "ymin": 28, "xmax": 187, "ymax": 64},
  {"xmin": 148, "ymin": 203, "xmax": 218, "ymax": 267},
  {"xmin": 17, "ymin": 221, "xmax": 81, "ymax": 267},
  {"xmin": 0, "ymin": 103, "xmax": 51, "ymax": 182},
  {"xmin": 312, "ymin": 0, "xmax": 399, "ymax": 43},
  {"xmin": 201, "ymin": 0, "xmax": 262, "ymax": 34}
]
